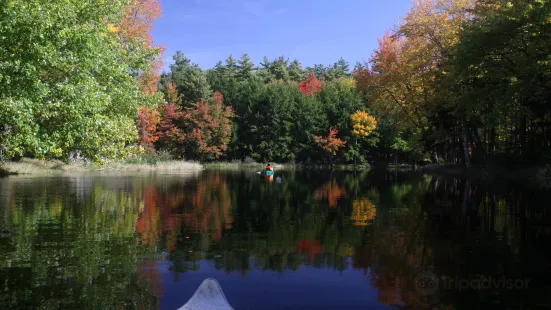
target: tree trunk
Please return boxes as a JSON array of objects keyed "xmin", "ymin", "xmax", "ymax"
[
  {"xmin": 354, "ymin": 139, "xmax": 358, "ymax": 165},
  {"xmin": 461, "ymin": 179, "xmax": 471, "ymax": 218},
  {"xmin": 489, "ymin": 126, "xmax": 496, "ymax": 157},
  {"xmin": 471, "ymin": 124, "xmax": 486, "ymax": 166},
  {"xmin": 520, "ymin": 115, "xmax": 527, "ymax": 162},
  {"xmin": 462, "ymin": 127, "xmax": 471, "ymax": 168}
]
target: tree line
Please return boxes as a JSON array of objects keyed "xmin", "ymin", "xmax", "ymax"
[
  {"xmin": 1, "ymin": 0, "xmax": 550, "ymax": 167},
  {"xmin": 144, "ymin": 51, "xmax": 377, "ymax": 163}
]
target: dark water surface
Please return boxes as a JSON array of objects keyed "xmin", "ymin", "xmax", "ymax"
[{"xmin": 1, "ymin": 169, "xmax": 551, "ymax": 309}]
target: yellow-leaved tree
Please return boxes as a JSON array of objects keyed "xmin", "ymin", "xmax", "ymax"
[
  {"xmin": 350, "ymin": 110, "xmax": 378, "ymax": 164},
  {"xmin": 352, "ymin": 110, "xmax": 377, "ymax": 138}
]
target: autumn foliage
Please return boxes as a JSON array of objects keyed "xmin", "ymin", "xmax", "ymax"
[
  {"xmin": 135, "ymin": 173, "xmax": 233, "ymax": 254},
  {"xmin": 298, "ymin": 72, "xmax": 323, "ymax": 95},
  {"xmin": 297, "ymin": 240, "xmax": 322, "ymax": 264},
  {"xmin": 138, "ymin": 45, "xmax": 166, "ymax": 95},
  {"xmin": 166, "ymin": 82, "xmax": 179, "ymax": 105},
  {"xmin": 120, "ymin": 0, "xmax": 162, "ymax": 46},
  {"xmin": 313, "ymin": 179, "xmax": 347, "ymax": 208},
  {"xmin": 119, "ymin": 0, "xmax": 164, "ymax": 94},
  {"xmin": 351, "ymin": 110, "xmax": 377, "ymax": 137},
  {"xmin": 137, "ymin": 106, "xmax": 161, "ymax": 148},
  {"xmin": 313, "ymin": 128, "xmax": 347, "ymax": 155},
  {"xmin": 351, "ymin": 199, "xmax": 376, "ymax": 226},
  {"xmin": 156, "ymin": 91, "xmax": 235, "ymax": 160},
  {"xmin": 180, "ymin": 92, "xmax": 235, "ymax": 159}
]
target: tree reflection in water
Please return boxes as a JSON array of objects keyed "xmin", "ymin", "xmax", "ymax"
[{"xmin": 1, "ymin": 170, "xmax": 550, "ymax": 309}]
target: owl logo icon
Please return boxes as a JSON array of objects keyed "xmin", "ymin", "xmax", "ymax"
[{"xmin": 414, "ymin": 271, "xmax": 439, "ymax": 295}]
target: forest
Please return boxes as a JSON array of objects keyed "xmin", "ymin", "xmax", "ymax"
[{"xmin": 1, "ymin": 0, "xmax": 550, "ymax": 168}]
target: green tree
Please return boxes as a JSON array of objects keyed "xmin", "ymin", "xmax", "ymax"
[
  {"xmin": 449, "ymin": 0, "xmax": 551, "ymax": 164},
  {"xmin": 237, "ymin": 53, "xmax": 255, "ymax": 80},
  {"xmin": 0, "ymin": 0, "xmax": 161, "ymax": 163},
  {"xmin": 225, "ymin": 54, "xmax": 238, "ymax": 79},
  {"xmin": 169, "ymin": 51, "xmax": 211, "ymax": 107},
  {"xmin": 271, "ymin": 56, "xmax": 290, "ymax": 81},
  {"xmin": 288, "ymin": 59, "xmax": 306, "ymax": 82},
  {"xmin": 306, "ymin": 64, "xmax": 328, "ymax": 80}
]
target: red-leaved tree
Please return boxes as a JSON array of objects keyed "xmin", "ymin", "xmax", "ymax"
[
  {"xmin": 157, "ymin": 91, "xmax": 234, "ymax": 160},
  {"xmin": 298, "ymin": 72, "xmax": 323, "ymax": 96},
  {"xmin": 313, "ymin": 128, "xmax": 347, "ymax": 165},
  {"xmin": 156, "ymin": 103, "xmax": 185, "ymax": 153}
]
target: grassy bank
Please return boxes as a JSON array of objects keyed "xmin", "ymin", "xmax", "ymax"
[
  {"xmin": 202, "ymin": 162, "xmax": 371, "ymax": 172},
  {"xmin": 203, "ymin": 161, "xmax": 264, "ymax": 170},
  {"xmin": 0, "ymin": 158, "xmax": 203, "ymax": 176}
]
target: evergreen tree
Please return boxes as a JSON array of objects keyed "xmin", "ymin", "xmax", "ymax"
[
  {"xmin": 271, "ymin": 56, "xmax": 290, "ymax": 81},
  {"xmin": 225, "ymin": 54, "xmax": 238, "ymax": 79},
  {"xmin": 237, "ymin": 53, "xmax": 255, "ymax": 80},
  {"xmin": 169, "ymin": 51, "xmax": 211, "ymax": 107},
  {"xmin": 257, "ymin": 56, "xmax": 275, "ymax": 83},
  {"xmin": 306, "ymin": 64, "xmax": 327, "ymax": 80},
  {"xmin": 288, "ymin": 59, "xmax": 306, "ymax": 82},
  {"xmin": 335, "ymin": 58, "xmax": 350, "ymax": 77},
  {"xmin": 214, "ymin": 61, "xmax": 228, "ymax": 77}
]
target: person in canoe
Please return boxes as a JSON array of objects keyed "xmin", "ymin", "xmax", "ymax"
[{"xmin": 264, "ymin": 163, "xmax": 274, "ymax": 182}]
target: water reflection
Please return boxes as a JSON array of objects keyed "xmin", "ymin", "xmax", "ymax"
[{"xmin": 0, "ymin": 170, "xmax": 550, "ymax": 309}]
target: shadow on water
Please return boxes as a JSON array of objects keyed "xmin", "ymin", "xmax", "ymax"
[{"xmin": 0, "ymin": 169, "xmax": 550, "ymax": 309}]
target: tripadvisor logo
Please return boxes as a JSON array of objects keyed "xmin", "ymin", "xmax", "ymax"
[{"xmin": 414, "ymin": 271, "xmax": 531, "ymax": 295}]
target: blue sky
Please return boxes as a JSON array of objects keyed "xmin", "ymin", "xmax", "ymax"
[{"xmin": 151, "ymin": 0, "xmax": 413, "ymax": 71}]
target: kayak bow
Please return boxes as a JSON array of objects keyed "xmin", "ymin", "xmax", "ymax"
[{"xmin": 178, "ymin": 278, "xmax": 234, "ymax": 310}]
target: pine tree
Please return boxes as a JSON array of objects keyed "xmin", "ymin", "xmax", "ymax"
[
  {"xmin": 225, "ymin": 54, "xmax": 238, "ymax": 79},
  {"xmin": 214, "ymin": 61, "xmax": 227, "ymax": 76},
  {"xmin": 169, "ymin": 51, "xmax": 211, "ymax": 107},
  {"xmin": 257, "ymin": 56, "xmax": 275, "ymax": 83},
  {"xmin": 271, "ymin": 56, "xmax": 290, "ymax": 81},
  {"xmin": 306, "ymin": 64, "xmax": 327, "ymax": 80},
  {"xmin": 335, "ymin": 58, "xmax": 350, "ymax": 77},
  {"xmin": 288, "ymin": 59, "xmax": 306, "ymax": 82},
  {"xmin": 237, "ymin": 53, "xmax": 255, "ymax": 80}
]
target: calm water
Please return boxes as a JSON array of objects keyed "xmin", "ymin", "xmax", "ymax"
[{"xmin": 1, "ymin": 169, "xmax": 551, "ymax": 310}]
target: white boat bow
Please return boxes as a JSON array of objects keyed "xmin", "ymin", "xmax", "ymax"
[{"xmin": 177, "ymin": 278, "xmax": 234, "ymax": 310}]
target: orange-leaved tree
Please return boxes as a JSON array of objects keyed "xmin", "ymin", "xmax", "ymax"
[
  {"xmin": 313, "ymin": 179, "xmax": 347, "ymax": 208},
  {"xmin": 180, "ymin": 91, "xmax": 235, "ymax": 160},
  {"xmin": 119, "ymin": 0, "xmax": 165, "ymax": 94},
  {"xmin": 157, "ymin": 91, "xmax": 234, "ymax": 160},
  {"xmin": 137, "ymin": 106, "xmax": 161, "ymax": 149},
  {"xmin": 113, "ymin": 0, "xmax": 166, "ymax": 153},
  {"xmin": 313, "ymin": 128, "xmax": 346, "ymax": 165}
]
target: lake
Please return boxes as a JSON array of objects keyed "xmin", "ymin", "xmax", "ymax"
[{"xmin": 1, "ymin": 169, "xmax": 550, "ymax": 309}]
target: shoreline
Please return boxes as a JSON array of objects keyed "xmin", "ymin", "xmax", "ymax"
[
  {"xmin": 2, "ymin": 159, "xmax": 549, "ymax": 184},
  {"xmin": 0, "ymin": 158, "xmax": 203, "ymax": 176},
  {"xmin": 417, "ymin": 164, "xmax": 550, "ymax": 183}
]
